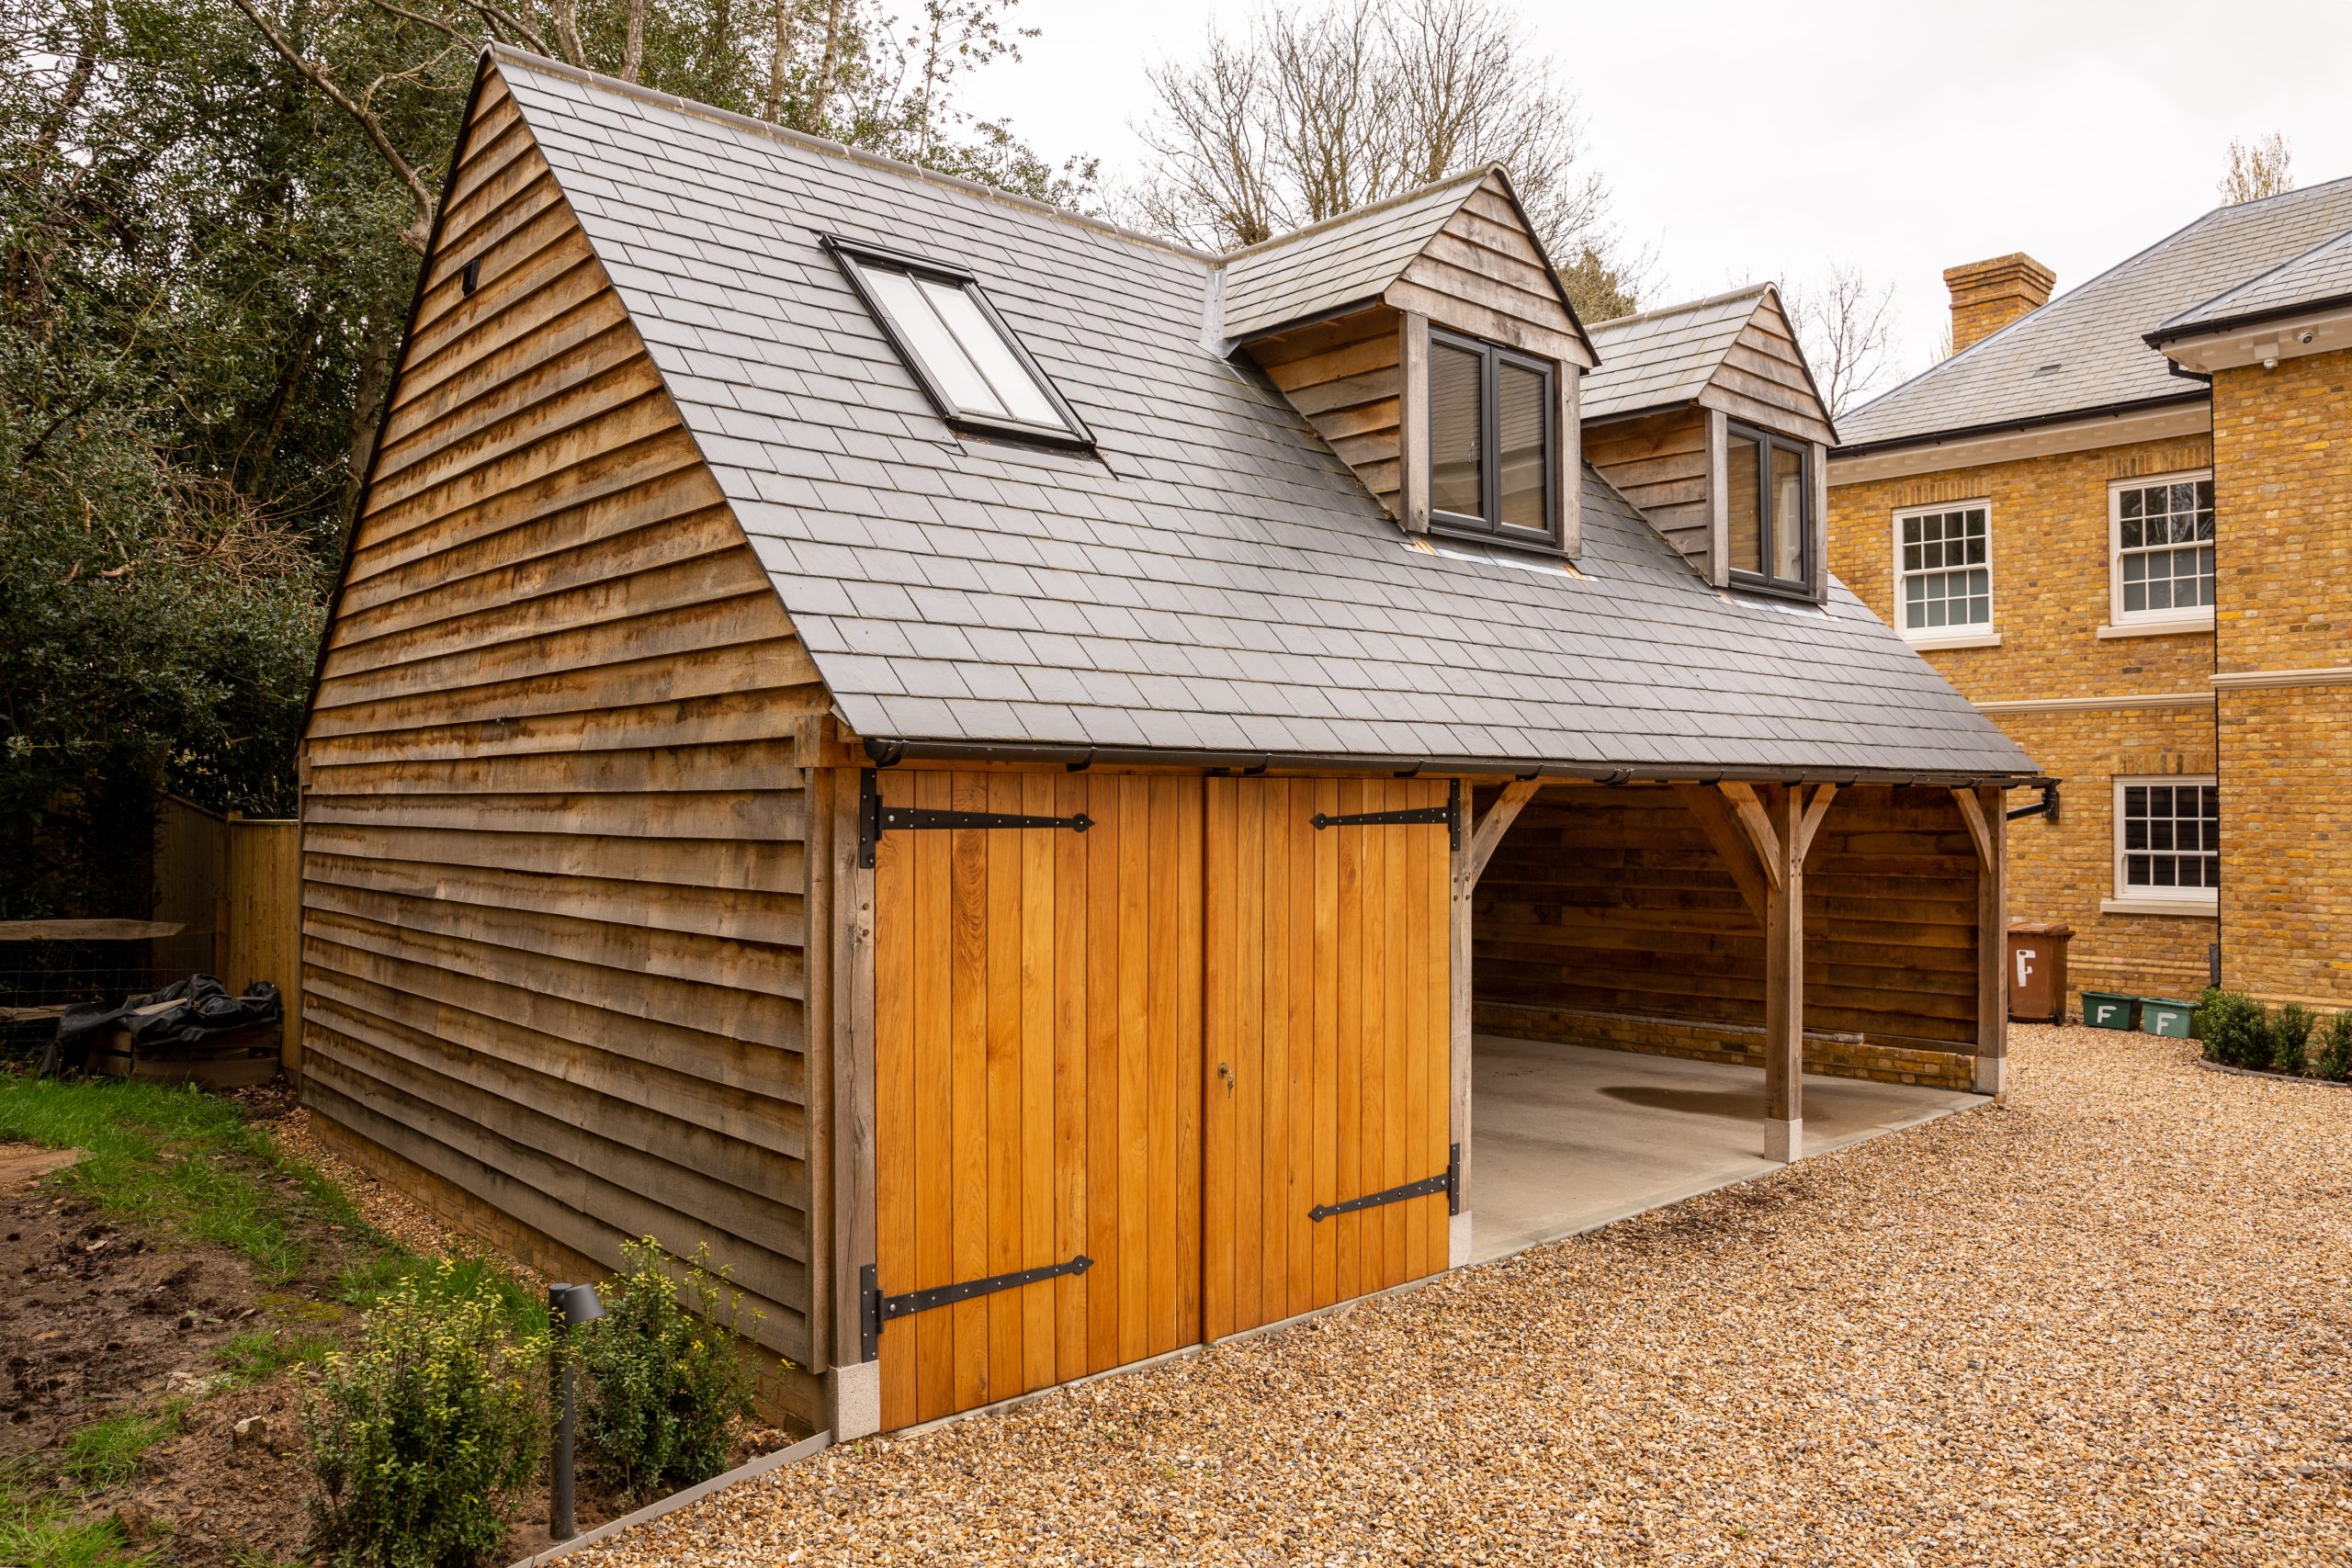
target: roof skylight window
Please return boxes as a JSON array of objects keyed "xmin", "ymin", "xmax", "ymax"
[{"xmin": 826, "ymin": 237, "xmax": 1091, "ymax": 447}]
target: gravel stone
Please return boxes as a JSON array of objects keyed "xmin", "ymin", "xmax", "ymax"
[{"xmin": 573, "ymin": 1024, "xmax": 2352, "ymax": 1564}]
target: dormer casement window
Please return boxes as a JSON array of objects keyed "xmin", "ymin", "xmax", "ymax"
[
  {"xmin": 1427, "ymin": 329, "xmax": 1558, "ymax": 547},
  {"xmin": 1215, "ymin": 167, "xmax": 1594, "ymax": 556},
  {"xmin": 826, "ymin": 236, "xmax": 1092, "ymax": 449},
  {"xmin": 1724, "ymin": 422, "xmax": 1813, "ymax": 596},
  {"xmin": 1579, "ymin": 285, "xmax": 1836, "ymax": 604}
]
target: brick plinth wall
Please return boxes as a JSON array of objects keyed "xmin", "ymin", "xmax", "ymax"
[{"xmin": 1476, "ymin": 1002, "xmax": 1978, "ymax": 1091}]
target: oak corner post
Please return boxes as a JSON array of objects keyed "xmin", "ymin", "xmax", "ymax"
[
  {"xmin": 1958, "ymin": 784, "xmax": 2009, "ymax": 1096},
  {"xmin": 823, "ymin": 765, "xmax": 881, "ymax": 1438},
  {"xmin": 1446, "ymin": 778, "xmax": 1542, "ymax": 1267}
]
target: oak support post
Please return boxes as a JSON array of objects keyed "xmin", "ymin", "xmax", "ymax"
[
  {"xmin": 1447, "ymin": 779, "xmax": 1542, "ymax": 1266},
  {"xmin": 1957, "ymin": 785, "xmax": 2009, "ymax": 1095},
  {"xmin": 1711, "ymin": 782, "xmax": 1834, "ymax": 1163},
  {"xmin": 825, "ymin": 764, "xmax": 881, "ymax": 1438},
  {"xmin": 1759, "ymin": 785, "xmax": 1804, "ymax": 1164}
]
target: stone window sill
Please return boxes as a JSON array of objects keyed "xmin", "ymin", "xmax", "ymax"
[
  {"xmin": 2098, "ymin": 615, "xmax": 2213, "ymax": 639},
  {"xmin": 1901, "ymin": 628, "xmax": 2002, "ymax": 651},
  {"xmin": 2099, "ymin": 897, "xmax": 2219, "ymax": 919}
]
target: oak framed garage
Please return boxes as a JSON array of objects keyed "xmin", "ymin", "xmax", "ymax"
[{"xmin": 296, "ymin": 48, "xmax": 2040, "ymax": 1439}]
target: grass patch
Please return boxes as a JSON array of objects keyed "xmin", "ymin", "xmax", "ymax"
[
  {"xmin": 59, "ymin": 1411, "xmax": 176, "ymax": 1490},
  {"xmin": 213, "ymin": 1327, "xmax": 335, "ymax": 1386},
  {"xmin": 0, "ymin": 1475, "xmax": 150, "ymax": 1568},
  {"xmin": 339, "ymin": 1249, "xmax": 548, "ymax": 1337},
  {"xmin": 0, "ymin": 1077, "xmax": 368, "ymax": 1281}
]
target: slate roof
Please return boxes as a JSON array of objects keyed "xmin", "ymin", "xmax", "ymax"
[
  {"xmin": 1216, "ymin": 170, "xmax": 1489, "ymax": 342},
  {"xmin": 1581, "ymin": 285, "xmax": 1773, "ymax": 422},
  {"xmin": 489, "ymin": 50, "xmax": 2034, "ymax": 783},
  {"xmin": 1841, "ymin": 175, "xmax": 2352, "ymax": 451},
  {"xmin": 2156, "ymin": 221, "xmax": 2352, "ymax": 337}
]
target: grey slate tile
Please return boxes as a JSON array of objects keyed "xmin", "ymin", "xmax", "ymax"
[{"xmin": 495, "ymin": 48, "xmax": 2036, "ymax": 783}]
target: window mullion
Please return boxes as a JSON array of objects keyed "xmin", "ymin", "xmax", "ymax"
[{"xmin": 1481, "ymin": 347, "xmax": 1500, "ymax": 529}]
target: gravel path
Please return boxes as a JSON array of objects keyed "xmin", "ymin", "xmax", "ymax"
[{"xmin": 577, "ymin": 1025, "xmax": 2352, "ymax": 1565}]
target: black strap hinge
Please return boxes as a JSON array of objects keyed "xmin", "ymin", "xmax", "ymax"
[
  {"xmin": 861, "ymin": 1254, "xmax": 1093, "ymax": 1351},
  {"xmin": 859, "ymin": 770, "xmax": 1092, "ymax": 867},
  {"xmin": 1308, "ymin": 779, "xmax": 1461, "ymax": 851},
  {"xmin": 1310, "ymin": 1144, "xmax": 1462, "ymax": 1222}
]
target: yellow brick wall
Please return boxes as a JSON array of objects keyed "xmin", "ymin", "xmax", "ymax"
[
  {"xmin": 1829, "ymin": 435, "xmax": 2215, "ymax": 702},
  {"xmin": 1829, "ymin": 434, "xmax": 2221, "ymax": 1013},
  {"xmin": 1978, "ymin": 707, "xmax": 2216, "ymax": 1002},
  {"xmin": 2211, "ymin": 349, "xmax": 2352, "ymax": 1008}
]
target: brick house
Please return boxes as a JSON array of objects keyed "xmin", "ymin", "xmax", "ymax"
[{"xmin": 1828, "ymin": 180, "xmax": 2352, "ymax": 1011}]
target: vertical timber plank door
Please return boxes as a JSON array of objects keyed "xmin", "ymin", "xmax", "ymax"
[
  {"xmin": 1204, "ymin": 777, "xmax": 1453, "ymax": 1338},
  {"xmin": 872, "ymin": 770, "xmax": 1202, "ymax": 1427}
]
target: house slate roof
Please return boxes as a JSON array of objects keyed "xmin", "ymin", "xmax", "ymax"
[
  {"xmin": 489, "ymin": 49, "xmax": 2035, "ymax": 782},
  {"xmin": 1580, "ymin": 285, "xmax": 1773, "ymax": 421},
  {"xmin": 1840, "ymin": 175, "xmax": 2352, "ymax": 451},
  {"xmin": 2155, "ymin": 221, "xmax": 2352, "ymax": 337},
  {"xmin": 1216, "ymin": 170, "xmax": 1490, "ymax": 342}
]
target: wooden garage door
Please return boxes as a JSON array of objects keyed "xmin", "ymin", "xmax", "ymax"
[
  {"xmin": 1202, "ymin": 777, "xmax": 1453, "ymax": 1340},
  {"xmin": 872, "ymin": 770, "xmax": 1202, "ymax": 1428}
]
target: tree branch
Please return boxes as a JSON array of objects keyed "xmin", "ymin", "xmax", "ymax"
[
  {"xmin": 463, "ymin": 0, "xmax": 552, "ymax": 55},
  {"xmin": 228, "ymin": 0, "xmax": 437, "ymax": 253}
]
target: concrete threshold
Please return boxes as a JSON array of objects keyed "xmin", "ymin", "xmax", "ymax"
[{"xmin": 1469, "ymin": 1034, "xmax": 1988, "ymax": 1264}]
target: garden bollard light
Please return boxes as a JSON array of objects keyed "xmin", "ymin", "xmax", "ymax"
[{"xmin": 548, "ymin": 1281, "xmax": 605, "ymax": 1540}]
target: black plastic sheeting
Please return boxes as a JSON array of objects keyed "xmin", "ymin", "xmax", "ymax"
[{"xmin": 43, "ymin": 973, "xmax": 282, "ymax": 1074}]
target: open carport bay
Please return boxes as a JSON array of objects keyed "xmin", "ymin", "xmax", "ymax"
[{"xmin": 1469, "ymin": 1033, "xmax": 1981, "ymax": 1263}]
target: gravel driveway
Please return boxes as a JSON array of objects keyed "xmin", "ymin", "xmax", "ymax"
[{"xmin": 578, "ymin": 1025, "xmax": 2352, "ymax": 1565}]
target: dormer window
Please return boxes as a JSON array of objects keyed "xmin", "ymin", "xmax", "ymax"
[
  {"xmin": 827, "ymin": 237, "xmax": 1091, "ymax": 448},
  {"xmin": 1724, "ymin": 421, "xmax": 1812, "ymax": 595},
  {"xmin": 1428, "ymin": 329, "xmax": 1557, "ymax": 547}
]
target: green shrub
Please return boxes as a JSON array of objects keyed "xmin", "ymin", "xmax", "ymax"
[
  {"xmin": 2316, "ymin": 1012, "xmax": 2352, "ymax": 1083},
  {"xmin": 304, "ymin": 1261, "xmax": 547, "ymax": 1568},
  {"xmin": 2271, "ymin": 1004, "xmax": 2316, "ymax": 1077},
  {"xmin": 576, "ymin": 1239, "xmax": 759, "ymax": 1501},
  {"xmin": 2198, "ymin": 989, "xmax": 2271, "ymax": 1069}
]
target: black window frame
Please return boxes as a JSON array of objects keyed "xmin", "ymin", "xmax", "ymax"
[
  {"xmin": 1724, "ymin": 420, "xmax": 1815, "ymax": 599},
  {"xmin": 822, "ymin": 234, "xmax": 1095, "ymax": 452},
  {"xmin": 1426, "ymin": 326, "xmax": 1559, "ymax": 550}
]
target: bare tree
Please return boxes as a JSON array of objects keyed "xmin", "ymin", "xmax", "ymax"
[
  {"xmin": 1134, "ymin": 0, "xmax": 1641, "ymax": 319},
  {"xmin": 1782, "ymin": 263, "xmax": 1898, "ymax": 420},
  {"xmin": 2219, "ymin": 131, "xmax": 2293, "ymax": 205}
]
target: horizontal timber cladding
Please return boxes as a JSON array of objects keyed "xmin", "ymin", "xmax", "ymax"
[
  {"xmin": 1203, "ymin": 778, "xmax": 1452, "ymax": 1341},
  {"xmin": 1471, "ymin": 785, "xmax": 1983, "ymax": 1073},
  {"xmin": 1585, "ymin": 407, "xmax": 1712, "ymax": 570},
  {"xmin": 300, "ymin": 62, "xmax": 825, "ymax": 1424},
  {"xmin": 1710, "ymin": 291, "xmax": 1836, "ymax": 448},
  {"xmin": 1241, "ymin": 305, "xmax": 1407, "ymax": 513},
  {"xmin": 871, "ymin": 771, "xmax": 1204, "ymax": 1429}
]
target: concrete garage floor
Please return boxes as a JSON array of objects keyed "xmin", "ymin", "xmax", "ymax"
[{"xmin": 1469, "ymin": 1033, "xmax": 1982, "ymax": 1263}]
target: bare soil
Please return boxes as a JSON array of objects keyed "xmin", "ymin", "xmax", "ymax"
[{"xmin": 2, "ymin": 1080, "xmax": 779, "ymax": 1567}]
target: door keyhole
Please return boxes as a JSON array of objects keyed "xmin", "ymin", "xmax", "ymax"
[{"xmin": 1216, "ymin": 1061, "xmax": 1233, "ymax": 1095}]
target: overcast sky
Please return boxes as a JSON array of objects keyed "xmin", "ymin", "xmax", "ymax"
[{"xmin": 989, "ymin": 0, "xmax": 2352, "ymax": 391}]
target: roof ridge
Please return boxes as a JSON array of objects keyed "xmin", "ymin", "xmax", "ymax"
[
  {"xmin": 1215, "ymin": 165, "xmax": 1497, "ymax": 265},
  {"xmin": 2201, "ymin": 170, "xmax": 2352, "ymax": 218},
  {"xmin": 484, "ymin": 43, "xmax": 1219, "ymax": 264},
  {"xmin": 1848, "ymin": 174, "xmax": 2352, "ymax": 429},
  {"xmin": 2159, "ymin": 220, "xmax": 2352, "ymax": 333},
  {"xmin": 1589, "ymin": 281, "xmax": 1771, "ymax": 333}
]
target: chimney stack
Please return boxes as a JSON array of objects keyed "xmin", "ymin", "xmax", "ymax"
[{"xmin": 1943, "ymin": 253, "xmax": 2055, "ymax": 354}]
